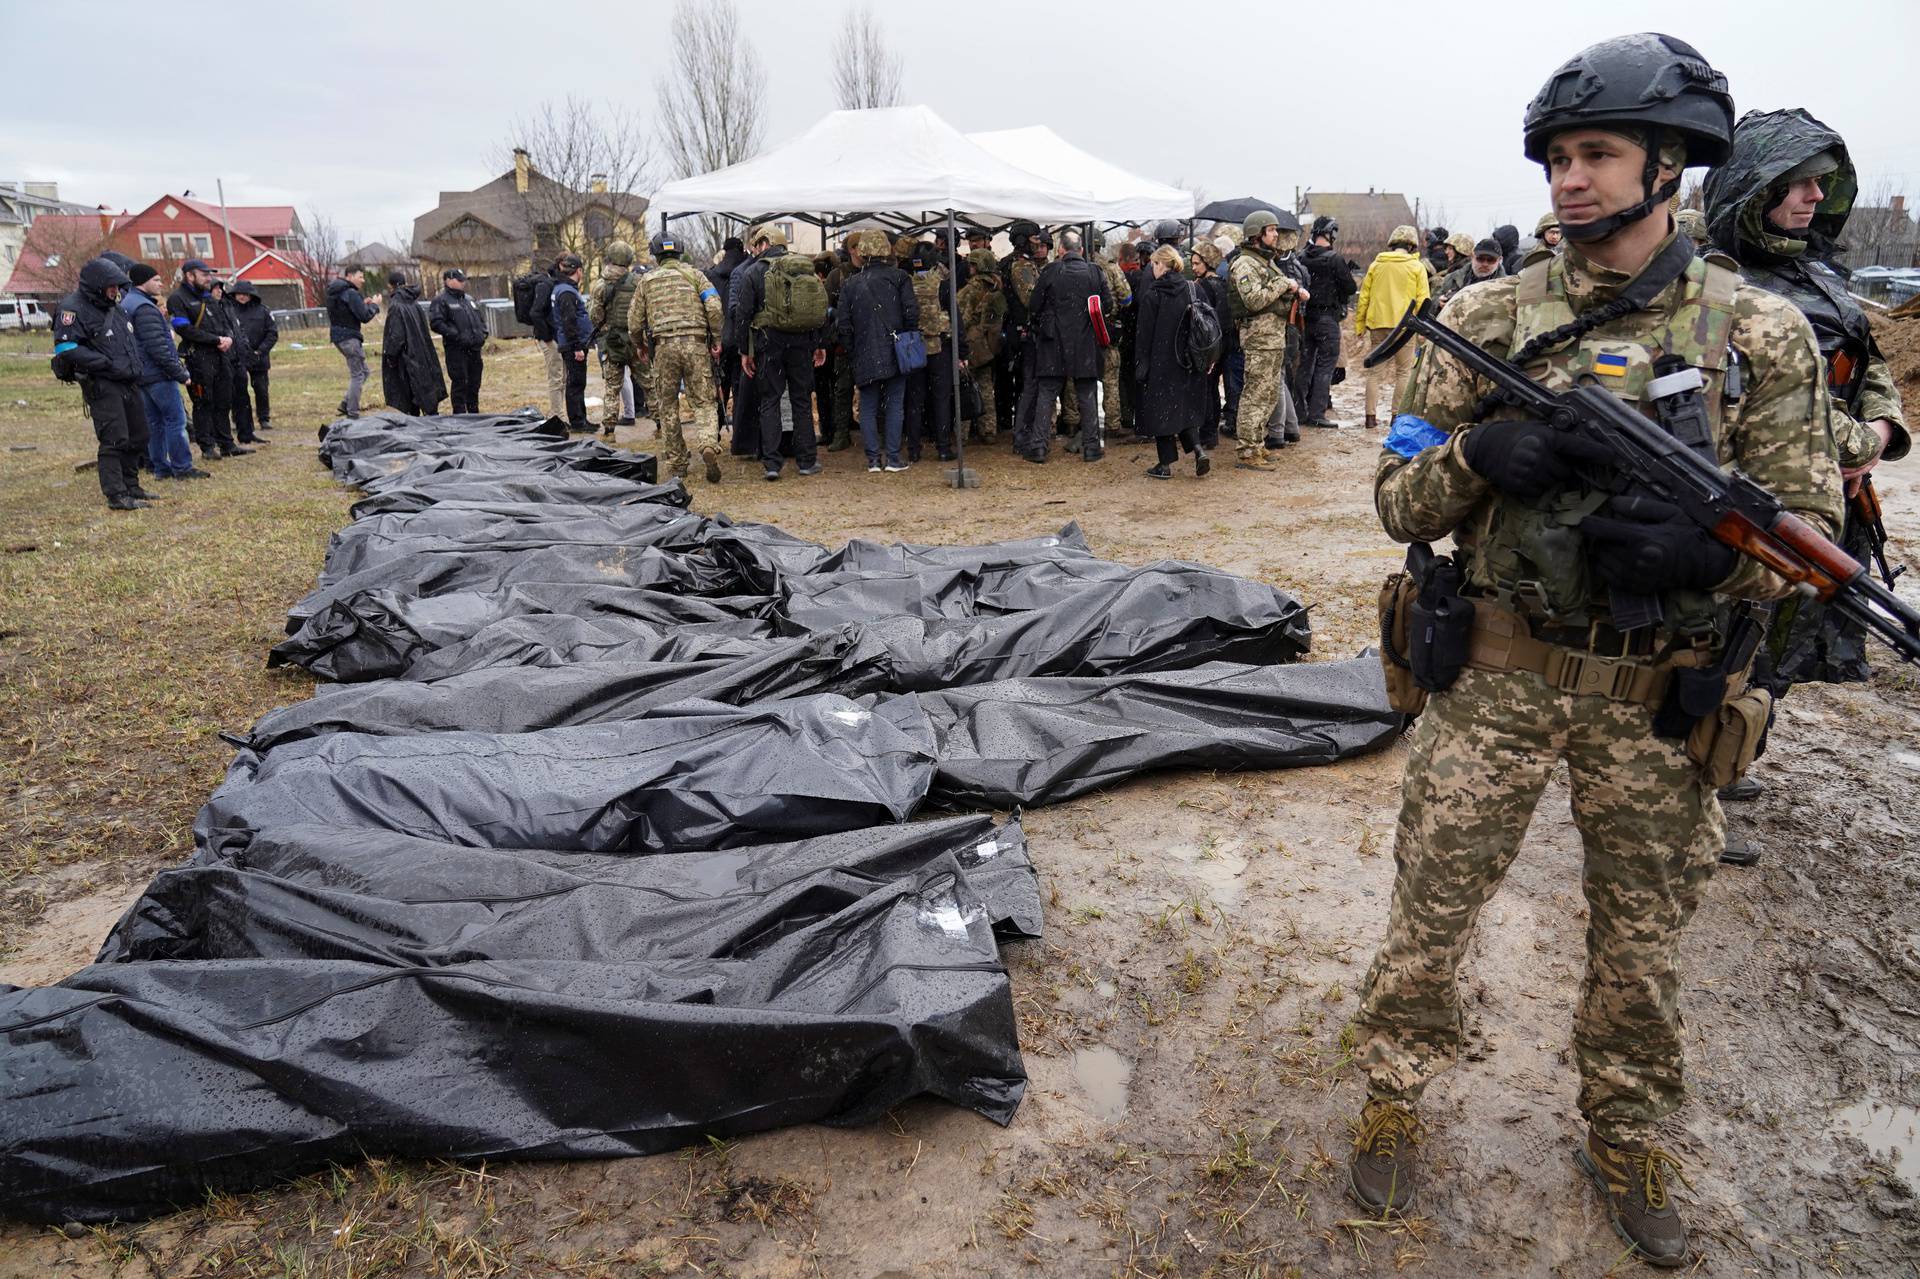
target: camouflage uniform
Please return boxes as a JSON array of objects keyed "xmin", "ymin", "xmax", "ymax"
[
  {"xmin": 1091, "ymin": 255, "xmax": 1132, "ymax": 434},
  {"xmin": 825, "ymin": 255, "xmax": 857, "ymax": 450},
  {"xmin": 588, "ymin": 243, "xmax": 642, "ymax": 429},
  {"xmin": 1353, "ymin": 241, "xmax": 1844, "ymax": 1150},
  {"xmin": 1006, "ymin": 254, "xmax": 1044, "ymax": 435},
  {"xmin": 627, "ymin": 256, "xmax": 723, "ymax": 478},
  {"xmin": 957, "ymin": 249, "xmax": 1006, "ymax": 441},
  {"xmin": 1227, "ymin": 241, "xmax": 1302, "ymax": 462}
]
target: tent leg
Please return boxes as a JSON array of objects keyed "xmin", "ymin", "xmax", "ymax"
[{"xmin": 944, "ymin": 208, "xmax": 977, "ymax": 490}]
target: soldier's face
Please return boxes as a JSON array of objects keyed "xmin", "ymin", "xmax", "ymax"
[
  {"xmin": 1542, "ymin": 227, "xmax": 1563, "ymax": 248},
  {"xmin": 1767, "ymin": 176, "xmax": 1825, "ymax": 231},
  {"xmin": 1546, "ymin": 130, "xmax": 1669, "ymax": 228},
  {"xmin": 1259, "ymin": 226, "xmax": 1280, "ymax": 248}
]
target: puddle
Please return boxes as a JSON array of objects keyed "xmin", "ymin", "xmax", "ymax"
[
  {"xmin": 1094, "ymin": 980, "xmax": 1116, "ymax": 1000},
  {"xmin": 1164, "ymin": 839, "xmax": 1249, "ymax": 907},
  {"xmin": 1071, "ymin": 1046, "xmax": 1132, "ymax": 1123},
  {"xmin": 1834, "ymin": 1099, "xmax": 1920, "ymax": 1176}
]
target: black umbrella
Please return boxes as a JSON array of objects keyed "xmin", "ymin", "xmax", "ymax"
[{"xmin": 1194, "ymin": 197, "xmax": 1298, "ymax": 232}]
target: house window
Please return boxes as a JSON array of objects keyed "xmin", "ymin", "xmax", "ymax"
[
  {"xmin": 778, "ymin": 221, "xmax": 795, "ymax": 242},
  {"xmin": 140, "ymin": 234, "xmax": 162, "ymax": 257},
  {"xmin": 164, "ymin": 233, "xmax": 188, "ymax": 257},
  {"xmin": 191, "ymin": 233, "xmax": 214, "ymax": 256},
  {"xmin": 583, "ymin": 209, "xmax": 613, "ymax": 242},
  {"xmin": 274, "ymin": 235, "xmax": 305, "ymax": 253}
]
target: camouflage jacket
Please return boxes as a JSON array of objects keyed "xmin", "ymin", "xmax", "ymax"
[
  {"xmin": 911, "ymin": 264, "xmax": 951, "ymax": 353},
  {"xmin": 589, "ymin": 263, "xmax": 640, "ymax": 334},
  {"xmin": 1097, "ymin": 258, "xmax": 1132, "ymax": 311},
  {"xmin": 1008, "ymin": 257, "xmax": 1041, "ymax": 315},
  {"xmin": 1227, "ymin": 245, "xmax": 1299, "ymax": 351},
  {"xmin": 627, "ymin": 258, "xmax": 722, "ymax": 345},
  {"xmin": 957, "ymin": 273, "xmax": 1006, "ymax": 360},
  {"xmin": 1375, "ymin": 239, "xmax": 1844, "ymax": 624}
]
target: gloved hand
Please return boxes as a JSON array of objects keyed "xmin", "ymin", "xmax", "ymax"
[
  {"xmin": 1461, "ymin": 419, "xmax": 1609, "ymax": 503},
  {"xmin": 1579, "ymin": 494, "xmax": 1740, "ymax": 592}
]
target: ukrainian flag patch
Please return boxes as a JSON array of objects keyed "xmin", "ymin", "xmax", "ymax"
[{"xmin": 1593, "ymin": 352, "xmax": 1630, "ymax": 378}]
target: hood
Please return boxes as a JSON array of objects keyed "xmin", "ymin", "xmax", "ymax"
[
  {"xmin": 79, "ymin": 257, "xmax": 132, "ymax": 307},
  {"xmin": 1702, "ymin": 107, "xmax": 1855, "ymax": 264},
  {"xmin": 391, "ymin": 283, "xmax": 421, "ymax": 303},
  {"xmin": 326, "ymin": 276, "xmax": 357, "ymax": 300},
  {"xmin": 712, "ymin": 246, "xmax": 748, "ymax": 277},
  {"xmin": 230, "ymin": 278, "xmax": 259, "ymax": 299},
  {"xmin": 1492, "ymin": 224, "xmax": 1519, "ymax": 253},
  {"xmin": 1372, "ymin": 249, "xmax": 1422, "ymax": 265}
]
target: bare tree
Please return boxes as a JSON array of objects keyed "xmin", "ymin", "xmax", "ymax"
[
  {"xmin": 501, "ymin": 97, "xmax": 654, "ymax": 283},
  {"xmin": 830, "ymin": 4, "xmax": 903, "ymax": 111},
  {"xmin": 655, "ymin": 0, "xmax": 767, "ymax": 258},
  {"xmin": 290, "ymin": 207, "xmax": 343, "ymax": 309},
  {"xmin": 24, "ymin": 216, "xmax": 119, "ymax": 298}
]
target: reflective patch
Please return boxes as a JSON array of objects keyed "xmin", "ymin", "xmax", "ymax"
[
  {"xmin": 1383, "ymin": 412, "xmax": 1450, "ymax": 460},
  {"xmin": 1593, "ymin": 352, "xmax": 1629, "ymax": 378}
]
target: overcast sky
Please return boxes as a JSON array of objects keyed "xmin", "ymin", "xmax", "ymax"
[{"xmin": 6, "ymin": 0, "xmax": 1915, "ymax": 247}]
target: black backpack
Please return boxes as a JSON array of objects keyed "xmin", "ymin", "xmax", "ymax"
[
  {"xmin": 1177, "ymin": 281, "xmax": 1224, "ymax": 373},
  {"xmin": 510, "ymin": 272, "xmax": 546, "ymax": 325}
]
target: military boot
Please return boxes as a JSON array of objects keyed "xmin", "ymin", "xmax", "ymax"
[
  {"xmin": 702, "ymin": 446, "xmax": 723, "ymax": 485},
  {"xmin": 1718, "ymin": 777, "xmax": 1763, "ymax": 802},
  {"xmin": 827, "ymin": 426, "xmax": 852, "ymax": 452},
  {"xmin": 1235, "ymin": 446, "xmax": 1274, "ymax": 472},
  {"xmin": 1575, "ymin": 1133, "xmax": 1691, "ymax": 1269},
  {"xmin": 1348, "ymin": 1098, "xmax": 1418, "ymax": 1214}
]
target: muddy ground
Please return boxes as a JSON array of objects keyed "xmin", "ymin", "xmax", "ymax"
[{"xmin": 3, "ymin": 344, "xmax": 1918, "ymax": 1277}]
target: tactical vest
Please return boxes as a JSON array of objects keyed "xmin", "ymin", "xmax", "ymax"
[
  {"xmin": 1469, "ymin": 252, "xmax": 1742, "ymax": 636},
  {"xmin": 1740, "ymin": 258, "xmax": 1871, "ymax": 409},
  {"xmin": 912, "ymin": 266, "xmax": 950, "ymax": 353},
  {"xmin": 600, "ymin": 270, "xmax": 642, "ymax": 363}
]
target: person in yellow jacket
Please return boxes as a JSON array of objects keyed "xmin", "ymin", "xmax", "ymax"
[{"xmin": 1354, "ymin": 225, "xmax": 1430, "ymax": 427}]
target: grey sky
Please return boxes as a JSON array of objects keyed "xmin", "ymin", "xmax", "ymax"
[{"xmin": 6, "ymin": 0, "xmax": 1914, "ymax": 247}]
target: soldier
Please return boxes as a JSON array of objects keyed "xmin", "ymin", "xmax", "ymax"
[
  {"xmin": 1226, "ymin": 209, "xmax": 1308, "ymax": 470},
  {"xmin": 906, "ymin": 240, "xmax": 959, "ymax": 462},
  {"xmin": 628, "ymin": 230, "xmax": 724, "ymax": 483},
  {"xmin": 1435, "ymin": 235, "xmax": 1507, "ymax": 302},
  {"xmin": 956, "ymin": 248, "xmax": 1006, "ymax": 442},
  {"xmin": 1430, "ymin": 232, "xmax": 1482, "ymax": 303},
  {"xmin": 1347, "ymin": 35, "xmax": 1843, "ymax": 1269},
  {"xmin": 1003, "ymin": 226, "xmax": 1047, "ymax": 447},
  {"xmin": 1702, "ymin": 108, "xmax": 1909, "ymax": 850},
  {"xmin": 1089, "ymin": 231, "xmax": 1133, "ymax": 443},
  {"xmin": 589, "ymin": 240, "xmax": 644, "ymax": 436},
  {"xmin": 1537, "ymin": 210, "xmax": 1564, "ymax": 252},
  {"xmin": 52, "ymin": 257, "xmax": 157, "ymax": 510},
  {"xmin": 1674, "ymin": 207, "xmax": 1710, "ymax": 250},
  {"xmin": 825, "ymin": 234, "xmax": 859, "ymax": 451}
]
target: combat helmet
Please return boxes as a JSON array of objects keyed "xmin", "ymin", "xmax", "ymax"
[
  {"xmin": 648, "ymin": 231, "xmax": 681, "ymax": 259},
  {"xmin": 1243, "ymin": 209, "xmax": 1279, "ymax": 239},
  {"xmin": 1533, "ymin": 212, "xmax": 1560, "ymax": 236},
  {"xmin": 1153, "ymin": 218, "xmax": 1185, "ymax": 244},
  {"xmin": 1387, "ymin": 224, "xmax": 1420, "ymax": 250},
  {"xmin": 1446, "ymin": 231, "xmax": 1476, "ymax": 258},
  {"xmin": 604, "ymin": 239, "xmax": 635, "ymax": 267},
  {"xmin": 1522, "ymin": 34, "xmax": 1734, "ymax": 243}
]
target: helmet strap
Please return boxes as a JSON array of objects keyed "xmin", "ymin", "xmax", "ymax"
[{"xmin": 1559, "ymin": 126, "xmax": 1681, "ymax": 245}]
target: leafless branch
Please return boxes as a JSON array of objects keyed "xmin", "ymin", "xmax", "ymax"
[
  {"xmin": 501, "ymin": 96, "xmax": 655, "ymax": 280},
  {"xmin": 655, "ymin": 0, "xmax": 767, "ymax": 257},
  {"xmin": 290, "ymin": 208, "xmax": 342, "ymax": 308},
  {"xmin": 830, "ymin": 4, "xmax": 903, "ymax": 111}
]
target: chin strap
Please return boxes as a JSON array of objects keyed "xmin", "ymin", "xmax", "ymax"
[{"xmin": 1560, "ymin": 127, "xmax": 1680, "ymax": 245}]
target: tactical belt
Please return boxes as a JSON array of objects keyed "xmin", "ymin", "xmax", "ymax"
[{"xmin": 1466, "ymin": 603, "xmax": 1709, "ymax": 705}]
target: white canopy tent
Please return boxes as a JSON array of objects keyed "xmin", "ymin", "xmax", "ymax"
[
  {"xmin": 649, "ymin": 106, "xmax": 1191, "ymax": 487},
  {"xmin": 965, "ymin": 126, "xmax": 1193, "ymax": 224}
]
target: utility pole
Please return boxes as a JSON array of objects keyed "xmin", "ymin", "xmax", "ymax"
[{"xmin": 217, "ymin": 179, "xmax": 236, "ymax": 273}]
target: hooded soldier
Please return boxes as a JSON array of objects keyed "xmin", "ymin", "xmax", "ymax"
[{"xmin": 1704, "ymin": 107, "xmax": 1909, "ymax": 689}]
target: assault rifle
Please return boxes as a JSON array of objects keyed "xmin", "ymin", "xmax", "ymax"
[
  {"xmin": 1854, "ymin": 474, "xmax": 1903, "ymax": 592},
  {"xmin": 1366, "ymin": 300, "xmax": 1920, "ymax": 665}
]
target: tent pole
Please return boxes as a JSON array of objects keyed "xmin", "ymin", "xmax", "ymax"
[{"xmin": 944, "ymin": 207, "xmax": 974, "ymax": 489}]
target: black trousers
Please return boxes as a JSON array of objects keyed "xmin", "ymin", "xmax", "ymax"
[
  {"xmin": 185, "ymin": 356, "xmax": 233, "ymax": 455},
  {"xmin": 84, "ymin": 378, "xmax": 149, "ymax": 499},
  {"xmin": 730, "ymin": 357, "xmax": 760, "ymax": 455},
  {"xmin": 561, "ymin": 347, "xmax": 588, "ymax": 429},
  {"xmin": 444, "ymin": 343, "xmax": 484, "ymax": 414},
  {"xmin": 1154, "ymin": 429, "xmax": 1198, "ymax": 464},
  {"xmin": 995, "ymin": 340, "xmax": 1019, "ymax": 434},
  {"xmin": 904, "ymin": 349, "xmax": 955, "ymax": 460},
  {"xmin": 753, "ymin": 332, "xmax": 818, "ymax": 471},
  {"xmin": 1021, "ymin": 375, "xmax": 1098, "ymax": 459},
  {"xmin": 228, "ymin": 363, "xmax": 270, "ymax": 432},
  {"xmin": 1300, "ymin": 312, "xmax": 1343, "ymax": 422}
]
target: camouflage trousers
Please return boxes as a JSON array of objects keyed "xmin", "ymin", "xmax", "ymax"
[
  {"xmin": 1353, "ymin": 666, "xmax": 1723, "ymax": 1149},
  {"xmin": 1235, "ymin": 344, "xmax": 1287, "ymax": 450},
  {"xmin": 651, "ymin": 336, "xmax": 718, "ymax": 477},
  {"xmin": 601, "ymin": 355, "xmax": 633, "ymax": 425},
  {"xmin": 970, "ymin": 356, "xmax": 998, "ymax": 440},
  {"xmin": 1055, "ymin": 347, "xmax": 1124, "ymax": 431}
]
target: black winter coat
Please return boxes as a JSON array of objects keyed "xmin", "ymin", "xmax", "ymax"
[
  {"xmin": 1028, "ymin": 255, "xmax": 1110, "ymax": 379},
  {"xmin": 528, "ymin": 271, "xmax": 558, "ymax": 342},
  {"xmin": 834, "ymin": 263, "xmax": 918, "ymax": 387},
  {"xmin": 1302, "ymin": 244, "xmax": 1357, "ymax": 318},
  {"xmin": 1132, "ymin": 272, "xmax": 1209, "ymax": 437},
  {"xmin": 708, "ymin": 249, "xmax": 747, "ymax": 348},
  {"xmin": 429, "ymin": 288, "xmax": 488, "ymax": 349},
  {"xmin": 1195, "ymin": 272, "xmax": 1234, "ymax": 359},
  {"xmin": 548, "ymin": 279, "xmax": 591, "ymax": 351},
  {"xmin": 119, "ymin": 290, "xmax": 188, "ymax": 386},
  {"xmin": 326, "ymin": 277, "xmax": 379, "ymax": 343},
  {"xmin": 228, "ymin": 297, "xmax": 278, "ymax": 370},
  {"xmin": 167, "ymin": 283, "xmax": 231, "ymax": 368},
  {"xmin": 51, "ymin": 261, "xmax": 139, "ymax": 384},
  {"xmin": 1492, "ymin": 224, "xmax": 1523, "ymax": 276},
  {"xmin": 380, "ymin": 286, "xmax": 446, "ymax": 411}
]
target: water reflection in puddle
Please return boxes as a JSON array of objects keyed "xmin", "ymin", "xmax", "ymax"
[
  {"xmin": 1835, "ymin": 1099, "xmax": 1919, "ymax": 1176},
  {"xmin": 1072, "ymin": 1046, "xmax": 1132, "ymax": 1123}
]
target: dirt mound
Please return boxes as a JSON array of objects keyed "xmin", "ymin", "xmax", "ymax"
[{"xmin": 1870, "ymin": 311, "xmax": 1920, "ymax": 405}]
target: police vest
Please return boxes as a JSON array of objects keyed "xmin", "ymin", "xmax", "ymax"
[{"xmin": 1469, "ymin": 251, "xmax": 1742, "ymax": 635}]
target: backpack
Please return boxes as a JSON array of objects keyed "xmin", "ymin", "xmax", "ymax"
[
  {"xmin": 1177, "ymin": 281, "xmax": 1223, "ymax": 373},
  {"xmin": 759, "ymin": 254, "xmax": 830, "ymax": 332},
  {"xmin": 1225, "ymin": 253, "xmax": 1256, "ymax": 323},
  {"xmin": 510, "ymin": 272, "xmax": 546, "ymax": 325}
]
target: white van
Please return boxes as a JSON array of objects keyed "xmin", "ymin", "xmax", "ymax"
[{"xmin": 0, "ymin": 300, "xmax": 51, "ymax": 331}]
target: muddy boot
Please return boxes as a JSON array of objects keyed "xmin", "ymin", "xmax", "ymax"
[
  {"xmin": 1365, "ymin": 413, "xmax": 1380, "ymax": 429},
  {"xmin": 702, "ymin": 446, "xmax": 722, "ymax": 485},
  {"xmin": 827, "ymin": 426, "xmax": 852, "ymax": 452},
  {"xmin": 1717, "ymin": 776, "xmax": 1763, "ymax": 802},
  {"xmin": 1575, "ymin": 1134, "xmax": 1691, "ymax": 1269},
  {"xmin": 1719, "ymin": 828, "xmax": 1761, "ymax": 867},
  {"xmin": 1348, "ymin": 1099, "xmax": 1418, "ymax": 1214},
  {"xmin": 1235, "ymin": 446, "xmax": 1274, "ymax": 472}
]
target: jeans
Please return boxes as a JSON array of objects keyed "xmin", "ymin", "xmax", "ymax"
[
  {"xmin": 336, "ymin": 338, "xmax": 368, "ymax": 414},
  {"xmin": 140, "ymin": 381, "xmax": 194, "ymax": 477},
  {"xmin": 858, "ymin": 375, "xmax": 907, "ymax": 466}
]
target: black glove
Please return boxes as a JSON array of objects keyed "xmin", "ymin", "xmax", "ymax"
[
  {"xmin": 1461, "ymin": 419, "xmax": 1610, "ymax": 503},
  {"xmin": 1579, "ymin": 495, "xmax": 1740, "ymax": 593}
]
